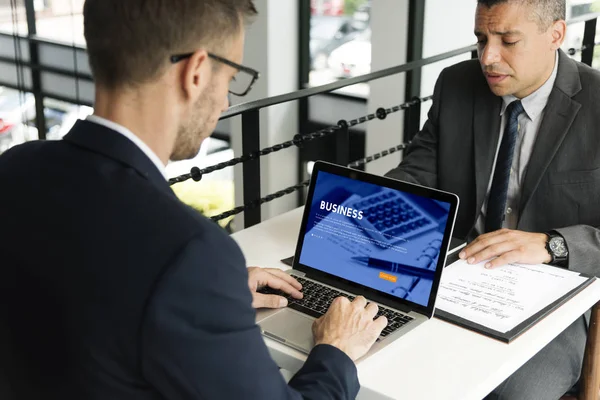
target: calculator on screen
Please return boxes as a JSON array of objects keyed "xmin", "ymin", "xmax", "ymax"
[{"xmin": 345, "ymin": 189, "xmax": 439, "ymax": 246}]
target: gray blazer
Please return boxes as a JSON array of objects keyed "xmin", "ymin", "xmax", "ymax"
[{"xmin": 386, "ymin": 50, "xmax": 600, "ymax": 277}]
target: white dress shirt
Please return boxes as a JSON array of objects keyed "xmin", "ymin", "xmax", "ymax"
[
  {"xmin": 475, "ymin": 51, "xmax": 559, "ymax": 233},
  {"xmin": 86, "ymin": 115, "xmax": 168, "ymax": 180}
]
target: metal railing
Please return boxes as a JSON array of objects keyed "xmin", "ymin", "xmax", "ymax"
[
  {"xmin": 0, "ymin": 12, "xmax": 598, "ymax": 229},
  {"xmin": 201, "ymin": 12, "xmax": 599, "ymax": 228}
]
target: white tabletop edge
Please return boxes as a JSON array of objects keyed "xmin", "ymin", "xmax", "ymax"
[{"xmin": 232, "ymin": 207, "xmax": 600, "ymax": 400}]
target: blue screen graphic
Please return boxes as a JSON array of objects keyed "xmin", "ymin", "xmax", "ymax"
[{"xmin": 299, "ymin": 171, "xmax": 451, "ymax": 307}]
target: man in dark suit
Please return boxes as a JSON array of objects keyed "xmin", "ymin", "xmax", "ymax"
[
  {"xmin": 0, "ymin": 0, "xmax": 387, "ymax": 399},
  {"xmin": 386, "ymin": 0, "xmax": 600, "ymax": 399}
]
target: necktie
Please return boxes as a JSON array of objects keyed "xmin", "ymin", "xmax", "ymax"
[{"xmin": 485, "ymin": 100, "xmax": 525, "ymax": 233}]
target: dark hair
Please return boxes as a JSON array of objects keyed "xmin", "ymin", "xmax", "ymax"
[
  {"xmin": 477, "ymin": 0, "xmax": 565, "ymax": 31},
  {"xmin": 83, "ymin": 0, "xmax": 257, "ymax": 89}
]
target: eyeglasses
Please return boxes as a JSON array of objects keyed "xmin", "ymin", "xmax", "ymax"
[{"xmin": 170, "ymin": 52, "xmax": 260, "ymax": 97}]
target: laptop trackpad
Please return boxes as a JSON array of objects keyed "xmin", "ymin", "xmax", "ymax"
[{"xmin": 259, "ymin": 309, "xmax": 315, "ymax": 354}]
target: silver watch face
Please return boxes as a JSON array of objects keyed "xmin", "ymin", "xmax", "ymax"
[{"xmin": 549, "ymin": 237, "xmax": 568, "ymax": 257}]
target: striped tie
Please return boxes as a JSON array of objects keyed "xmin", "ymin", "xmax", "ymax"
[{"xmin": 485, "ymin": 100, "xmax": 524, "ymax": 233}]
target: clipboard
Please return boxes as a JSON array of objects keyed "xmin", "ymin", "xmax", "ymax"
[{"xmin": 433, "ymin": 273, "xmax": 596, "ymax": 343}]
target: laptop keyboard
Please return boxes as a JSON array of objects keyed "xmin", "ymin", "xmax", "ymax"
[
  {"xmin": 258, "ymin": 276, "xmax": 413, "ymax": 339},
  {"xmin": 345, "ymin": 190, "xmax": 437, "ymax": 244}
]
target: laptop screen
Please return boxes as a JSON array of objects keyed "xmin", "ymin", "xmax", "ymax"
[{"xmin": 298, "ymin": 170, "xmax": 452, "ymax": 308}]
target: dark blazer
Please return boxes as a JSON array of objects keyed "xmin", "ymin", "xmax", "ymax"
[
  {"xmin": 0, "ymin": 120, "xmax": 358, "ymax": 399},
  {"xmin": 386, "ymin": 50, "xmax": 600, "ymax": 277}
]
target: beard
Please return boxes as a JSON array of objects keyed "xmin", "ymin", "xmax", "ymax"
[{"xmin": 170, "ymin": 83, "xmax": 220, "ymax": 161}]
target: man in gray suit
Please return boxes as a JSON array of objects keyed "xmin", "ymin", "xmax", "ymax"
[{"xmin": 386, "ymin": 0, "xmax": 600, "ymax": 399}]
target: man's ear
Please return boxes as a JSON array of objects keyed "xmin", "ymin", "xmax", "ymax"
[
  {"xmin": 180, "ymin": 50, "xmax": 210, "ymax": 101},
  {"xmin": 549, "ymin": 20, "xmax": 566, "ymax": 50}
]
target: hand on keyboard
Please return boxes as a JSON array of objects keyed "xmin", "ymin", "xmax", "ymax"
[
  {"xmin": 312, "ymin": 296, "xmax": 387, "ymax": 361},
  {"xmin": 248, "ymin": 267, "xmax": 303, "ymax": 309},
  {"xmin": 258, "ymin": 276, "xmax": 413, "ymax": 341}
]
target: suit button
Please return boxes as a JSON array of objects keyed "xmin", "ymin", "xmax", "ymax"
[{"xmin": 506, "ymin": 207, "xmax": 513, "ymax": 215}]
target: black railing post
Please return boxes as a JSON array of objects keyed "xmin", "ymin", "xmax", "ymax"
[
  {"xmin": 298, "ymin": 0, "xmax": 311, "ymax": 207},
  {"xmin": 581, "ymin": 17, "xmax": 597, "ymax": 67},
  {"xmin": 241, "ymin": 110, "xmax": 261, "ymax": 228},
  {"xmin": 335, "ymin": 120, "xmax": 350, "ymax": 166},
  {"xmin": 24, "ymin": 0, "xmax": 46, "ymax": 140},
  {"xmin": 403, "ymin": 0, "xmax": 425, "ymax": 145}
]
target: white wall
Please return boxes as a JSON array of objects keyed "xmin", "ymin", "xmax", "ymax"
[
  {"xmin": 365, "ymin": 0, "xmax": 410, "ymax": 175},
  {"xmin": 230, "ymin": 0, "xmax": 299, "ymax": 227},
  {"xmin": 419, "ymin": 0, "xmax": 478, "ymax": 127}
]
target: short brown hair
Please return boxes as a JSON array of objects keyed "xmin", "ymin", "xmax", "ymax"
[
  {"xmin": 477, "ymin": 0, "xmax": 565, "ymax": 31},
  {"xmin": 83, "ymin": 0, "xmax": 257, "ymax": 88}
]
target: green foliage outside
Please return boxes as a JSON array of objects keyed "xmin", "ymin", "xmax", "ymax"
[
  {"xmin": 343, "ymin": 0, "xmax": 368, "ymax": 15},
  {"xmin": 171, "ymin": 180, "xmax": 235, "ymax": 230},
  {"xmin": 592, "ymin": 1, "xmax": 600, "ymax": 12}
]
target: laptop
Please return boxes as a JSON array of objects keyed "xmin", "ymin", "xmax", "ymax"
[{"xmin": 256, "ymin": 160, "xmax": 459, "ymax": 359}]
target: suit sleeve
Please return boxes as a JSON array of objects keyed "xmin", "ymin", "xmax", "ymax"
[
  {"xmin": 385, "ymin": 69, "xmax": 446, "ymax": 188},
  {"xmin": 140, "ymin": 233, "xmax": 359, "ymax": 400},
  {"xmin": 554, "ymin": 225, "xmax": 600, "ymax": 276}
]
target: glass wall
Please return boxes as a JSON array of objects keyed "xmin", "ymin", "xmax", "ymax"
[
  {"xmin": 0, "ymin": 0, "xmax": 83, "ymax": 42},
  {"xmin": 0, "ymin": 0, "xmax": 235, "ymax": 228},
  {"xmin": 0, "ymin": 87, "xmax": 92, "ymax": 154},
  {"xmin": 0, "ymin": 0, "xmax": 26, "ymax": 35},
  {"xmin": 34, "ymin": 0, "xmax": 84, "ymax": 45},
  {"xmin": 308, "ymin": 0, "xmax": 371, "ymax": 97},
  {"xmin": 564, "ymin": 0, "xmax": 600, "ymax": 68},
  {"xmin": 0, "ymin": 86, "xmax": 35, "ymax": 153},
  {"xmin": 0, "ymin": 0, "xmax": 88, "ymax": 154}
]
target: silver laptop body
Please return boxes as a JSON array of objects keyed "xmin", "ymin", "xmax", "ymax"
[{"xmin": 256, "ymin": 161, "xmax": 459, "ymax": 360}]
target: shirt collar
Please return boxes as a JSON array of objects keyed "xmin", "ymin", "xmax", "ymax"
[
  {"xmin": 500, "ymin": 50, "xmax": 559, "ymax": 122},
  {"xmin": 85, "ymin": 115, "xmax": 168, "ymax": 180}
]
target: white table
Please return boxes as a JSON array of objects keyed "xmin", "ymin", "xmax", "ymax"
[{"xmin": 231, "ymin": 207, "xmax": 600, "ymax": 400}]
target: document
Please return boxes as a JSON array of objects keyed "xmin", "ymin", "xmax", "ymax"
[{"xmin": 435, "ymin": 259, "xmax": 588, "ymax": 333}]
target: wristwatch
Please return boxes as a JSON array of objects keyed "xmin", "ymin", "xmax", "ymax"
[{"xmin": 545, "ymin": 231, "xmax": 569, "ymax": 266}]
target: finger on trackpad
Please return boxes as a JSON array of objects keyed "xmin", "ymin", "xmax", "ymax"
[{"xmin": 259, "ymin": 309, "xmax": 315, "ymax": 354}]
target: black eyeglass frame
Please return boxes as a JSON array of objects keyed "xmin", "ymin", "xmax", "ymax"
[{"xmin": 170, "ymin": 52, "xmax": 260, "ymax": 96}]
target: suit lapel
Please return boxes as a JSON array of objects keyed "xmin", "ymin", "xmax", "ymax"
[
  {"xmin": 473, "ymin": 80, "xmax": 502, "ymax": 216},
  {"xmin": 518, "ymin": 52, "xmax": 582, "ymax": 217}
]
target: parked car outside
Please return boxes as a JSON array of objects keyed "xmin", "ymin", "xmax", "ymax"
[
  {"xmin": 327, "ymin": 28, "xmax": 371, "ymax": 79},
  {"xmin": 310, "ymin": 15, "xmax": 368, "ymax": 70},
  {"xmin": 0, "ymin": 88, "xmax": 36, "ymax": 154},
  {"xmin": 0, "ymin": 87, "xmax": 94, "ymax": 154}
]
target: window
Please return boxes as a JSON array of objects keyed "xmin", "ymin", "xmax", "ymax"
[
  {"xmin": 571, "ymin": 2, "xmax": 594, "ymax": 18},
  {"xmin": 40, "ymin": 97, "xmax": 93, "ymax": 140},
  {"xmin": 0, "ymin": 86, "xmax": 36, "ymax": 154},
  {"xmin": 0, "ymin": 0, "xmax": 84, "ymax": 43},
  {"xmin": 308, "ymin": 0, "xmax": 371, "ymax": 97},
  {"xmin": 32, "ymin": 0, "xmax": 85, "ymax": 45},
  {"xmin": 563, "ymin": 0, "xmax": 600, "ymax": 66},
  {"xmin": 0, "ymin": 0, "xmax": 84, "ymax": 44},
  {"xmin": 0, "ymin": 87, "xmax": 94, "ymax": 155},
  {"xmin": 0, "ymin": 0, "xmax": 26, "ymax": 35}
]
